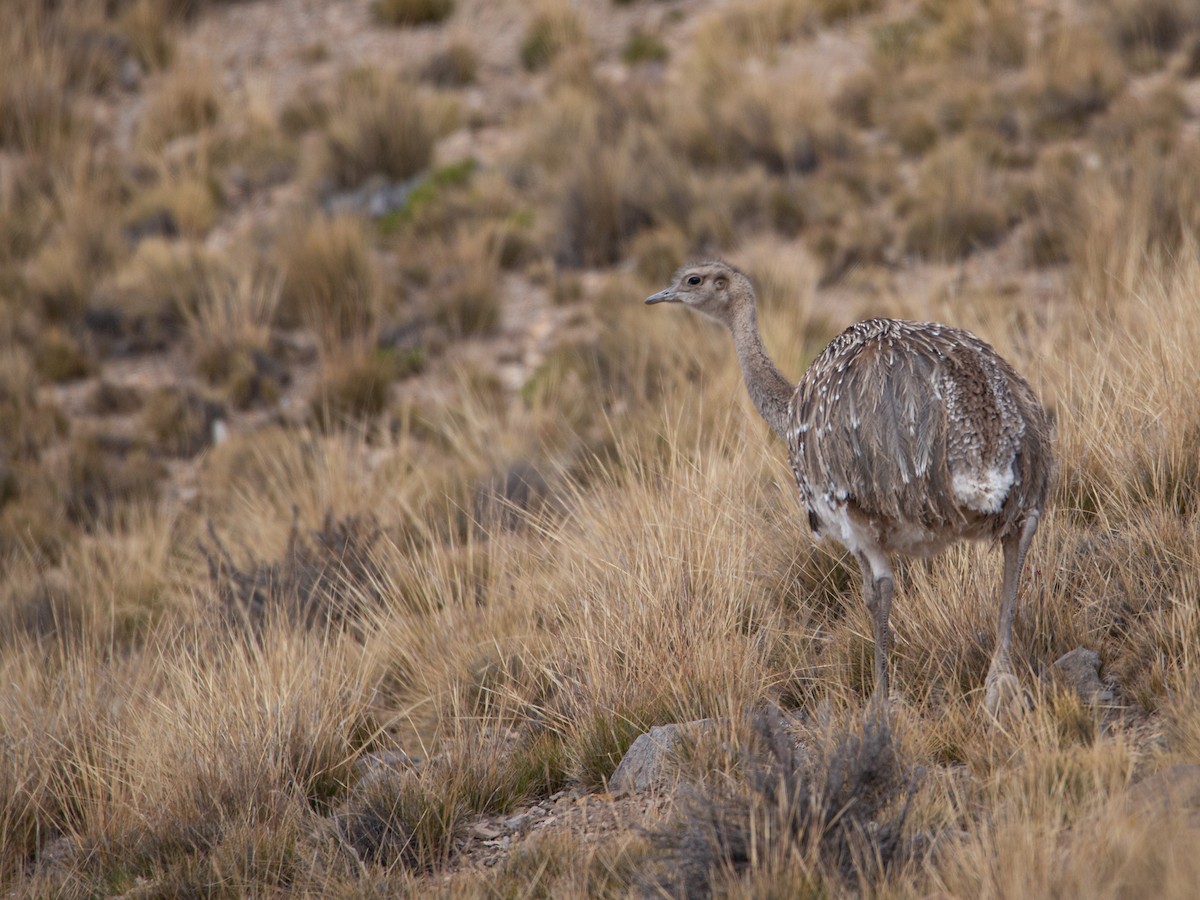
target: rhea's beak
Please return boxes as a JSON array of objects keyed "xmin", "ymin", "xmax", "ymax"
[{"xmin": 644, "ymin": 288, "xmax": 676, "ymax": 305}]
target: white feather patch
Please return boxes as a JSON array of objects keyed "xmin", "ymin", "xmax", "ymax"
[{"xmin": 951, "ymin": 464, "xmax": 1015, "ymax": 514}]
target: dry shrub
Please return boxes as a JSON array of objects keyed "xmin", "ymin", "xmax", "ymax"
[
  {"xmin": 34, "ymin": 326, "xmax": 93, "ymax": 383},
  {"xmin": 323, "ymin": 69, "xmax": 433, "ymax": 189},
  {"xmin": 622, "ymin": 29, "xmax": 669, "ymax": 65},
  {"xmin": 209, "ymin": 113, "xmax": 299, "ymax": 193},
  {"xmin": 202, "ymin": 511, "xmax": 386, "ymax": 634},
  {"xmin": 1021, "ymin": 149, "xmax": 1086, "ymax": 268},
  {"xmin": 654, "ymin": 710, "xmax": 919, "ymax": 897},
  {"xmin": 631, "ymin": 225, "xmax": 689, "ymax": 284},
  {"xmin": 276, "ymin": 214, "xmax": 383, "ymax": 348}
]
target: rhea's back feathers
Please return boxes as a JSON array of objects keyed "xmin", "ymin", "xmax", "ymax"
[{"xmin": 790, "ymin": 318, "xmax": 1053, "ymax": 554}]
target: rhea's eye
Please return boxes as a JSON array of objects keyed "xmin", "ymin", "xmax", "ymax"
[{"xmin": 687, "ymin": 275, "xmax": 702, "ymax": 285}]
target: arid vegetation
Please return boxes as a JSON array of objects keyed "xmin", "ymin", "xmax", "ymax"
[{"xmin": 3, "ymin": 0, "xmax": 1200, "ymax": 895}]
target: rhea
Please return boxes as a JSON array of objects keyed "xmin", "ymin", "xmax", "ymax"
[{"xmin": 646, "ymin": 261, "xmax": 1053, "ymax": 715}]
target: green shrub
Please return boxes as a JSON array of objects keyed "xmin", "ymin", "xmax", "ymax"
[
  {"xmin": 622, "ymin": 30, "xmax": 669, "ymax": 65},
  {"xmin": 373, "ymin": 0, "xmax": 454, "ymax": 26}
]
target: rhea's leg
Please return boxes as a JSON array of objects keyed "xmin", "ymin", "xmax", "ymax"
[
  {"xmin": 985, "ymin": 513, "xmax": 1040, "ymax": 718},
  {"xmin": 855, "ymin": 549, "xmax": 895, "ymax": 711}
]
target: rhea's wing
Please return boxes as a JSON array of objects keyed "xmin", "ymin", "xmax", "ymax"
[{"xmin": 792, "ymin": 332, "xmax": 959, "ymax": 529}]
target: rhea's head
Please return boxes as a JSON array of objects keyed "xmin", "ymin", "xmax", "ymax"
[{"xmin": 644, "ymin": 260, "xmax": 754, "ymax": 327}]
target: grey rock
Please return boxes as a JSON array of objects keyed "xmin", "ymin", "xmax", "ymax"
[
  {"xmin": 119, "ymin": 56, "xmax": 143, "ymax": 91},
  {"xmin": 504, "ymin": 811, "xmax": 536, "ymax": 832},
  {"xmin": 609, "ymin": 719, "xmax": 716, "ymax": 797},
  {"xmin": 324, "ymin": 175, "xmax": 416, "ymax": 219},
  {"xmin": 1052, "ymin": 647, "xmax": 1113, "ymax": 704},
  {"xmin": 470, "ymin": 821, "xmax": 503, "ymax": 840}
]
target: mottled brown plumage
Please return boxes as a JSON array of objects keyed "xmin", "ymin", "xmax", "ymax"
[{"xmin": 646, "ymin": 260, "xmax": 1054, "ymax": 715}]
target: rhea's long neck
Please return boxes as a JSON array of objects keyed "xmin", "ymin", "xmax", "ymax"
[{"xmin": 728, "ymin": 301, "xmax": 795, "ymax": 442}]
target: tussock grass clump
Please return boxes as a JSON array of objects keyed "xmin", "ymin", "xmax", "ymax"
[
  {"xmin": 186, "ymin": 270, "xmax": 284, "ymax": 408},
  {"xmin": 93, "ymin": 239, "xmax": 227, "ymax": 351},
  {"xmin": 0, "ymin": 348, "xmax": 66, "ymax": 461},
  {"xmin": 429, "ymin": 232, "xmax": 502, "ymax": 337},
  {"xmin": 137, "ymin": 62, "xmax": 222, "ymax": 150},
  {"xmin": 118, "ymin": 0, "xmax": 177, "ymax": 70},
  {"xmin": 421, "ymin": 40, "xmax": 478, "ymax": 86},
  {"xmin": 697, "ymin": 0, "xmax": 819, "ymax": 55},
  {"xmin": 310, "ymin": 350, "xmax": 397, "ymax": 429},
  {"xmin": 0, "ymin": 65, "xmax": 73, "ymax": 154},
  {"xmin": 1024, "ymin": 26, "xmax": 1127, "ymax": 138},
  {"xmin": 25, "ymin": 174, "xmax": 124, "ymax": 321},
  {"xmin": 1101, "ymin": 0, "xmax": 1200, "ymax": 70},
  {"xmin": 1091, "ymin": 83, "xmax": 1186, "ymax": 159},
  {"xmin": 125, "ymin": 174, "xmax": 221, "ymax": 239},
  {"xmin": 323, "ymin": 70, "xmax": 433, "ymax": 189},
  {"xmin": 555, "ymin": 125, "xmax": 693, "ymax": 267},
  {"xmin": 63, "ymin": 436, "xmax": 163, "ymax": 529},
  {"xmin": 34, "ymin": 326, "xmax": 93, "ymax": 383},
  {"xmin": 670, "ymin": 73, "xmax": 849, "ymax": 176},
  {"xmin": 142, "ymin": 385, "xmax": 225, "ymax": 457},
  {"xmin": 276, "ymin": 215, "xmax": 384, "ymax": 348},
  {"xmin": 900, "ymin": 139, "xmax": 1012, "ymax": 260}
]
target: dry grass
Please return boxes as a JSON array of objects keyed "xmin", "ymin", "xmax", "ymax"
[{"xmin": 5, "ymin": 0, "xmax": 1200, "ymax": 895}]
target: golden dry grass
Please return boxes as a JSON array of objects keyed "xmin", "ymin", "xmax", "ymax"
[{"xmin": 3, "ymin": 0, "xmax": 1200, "ymax": 895}]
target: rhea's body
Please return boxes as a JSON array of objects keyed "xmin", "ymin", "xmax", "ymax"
[{"xmin": 646, "ymin": 262, "xmax": 1053, "ymax": 714}]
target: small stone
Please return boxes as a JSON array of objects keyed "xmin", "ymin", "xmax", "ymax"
[
  {"xmin": 504, "ymin": 811, "xmax": 534, "ymax": 832},
  {"xmin": 1052, "ymin": 647, "xmax": 1113, "ymax": 704},
  {"xmin": 119, "ymin": 57, "xmax": 144, "ymax": 91},
  {"xmin": 470, "ymin": 822, "xmax": 503, "ymax": 840}
]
